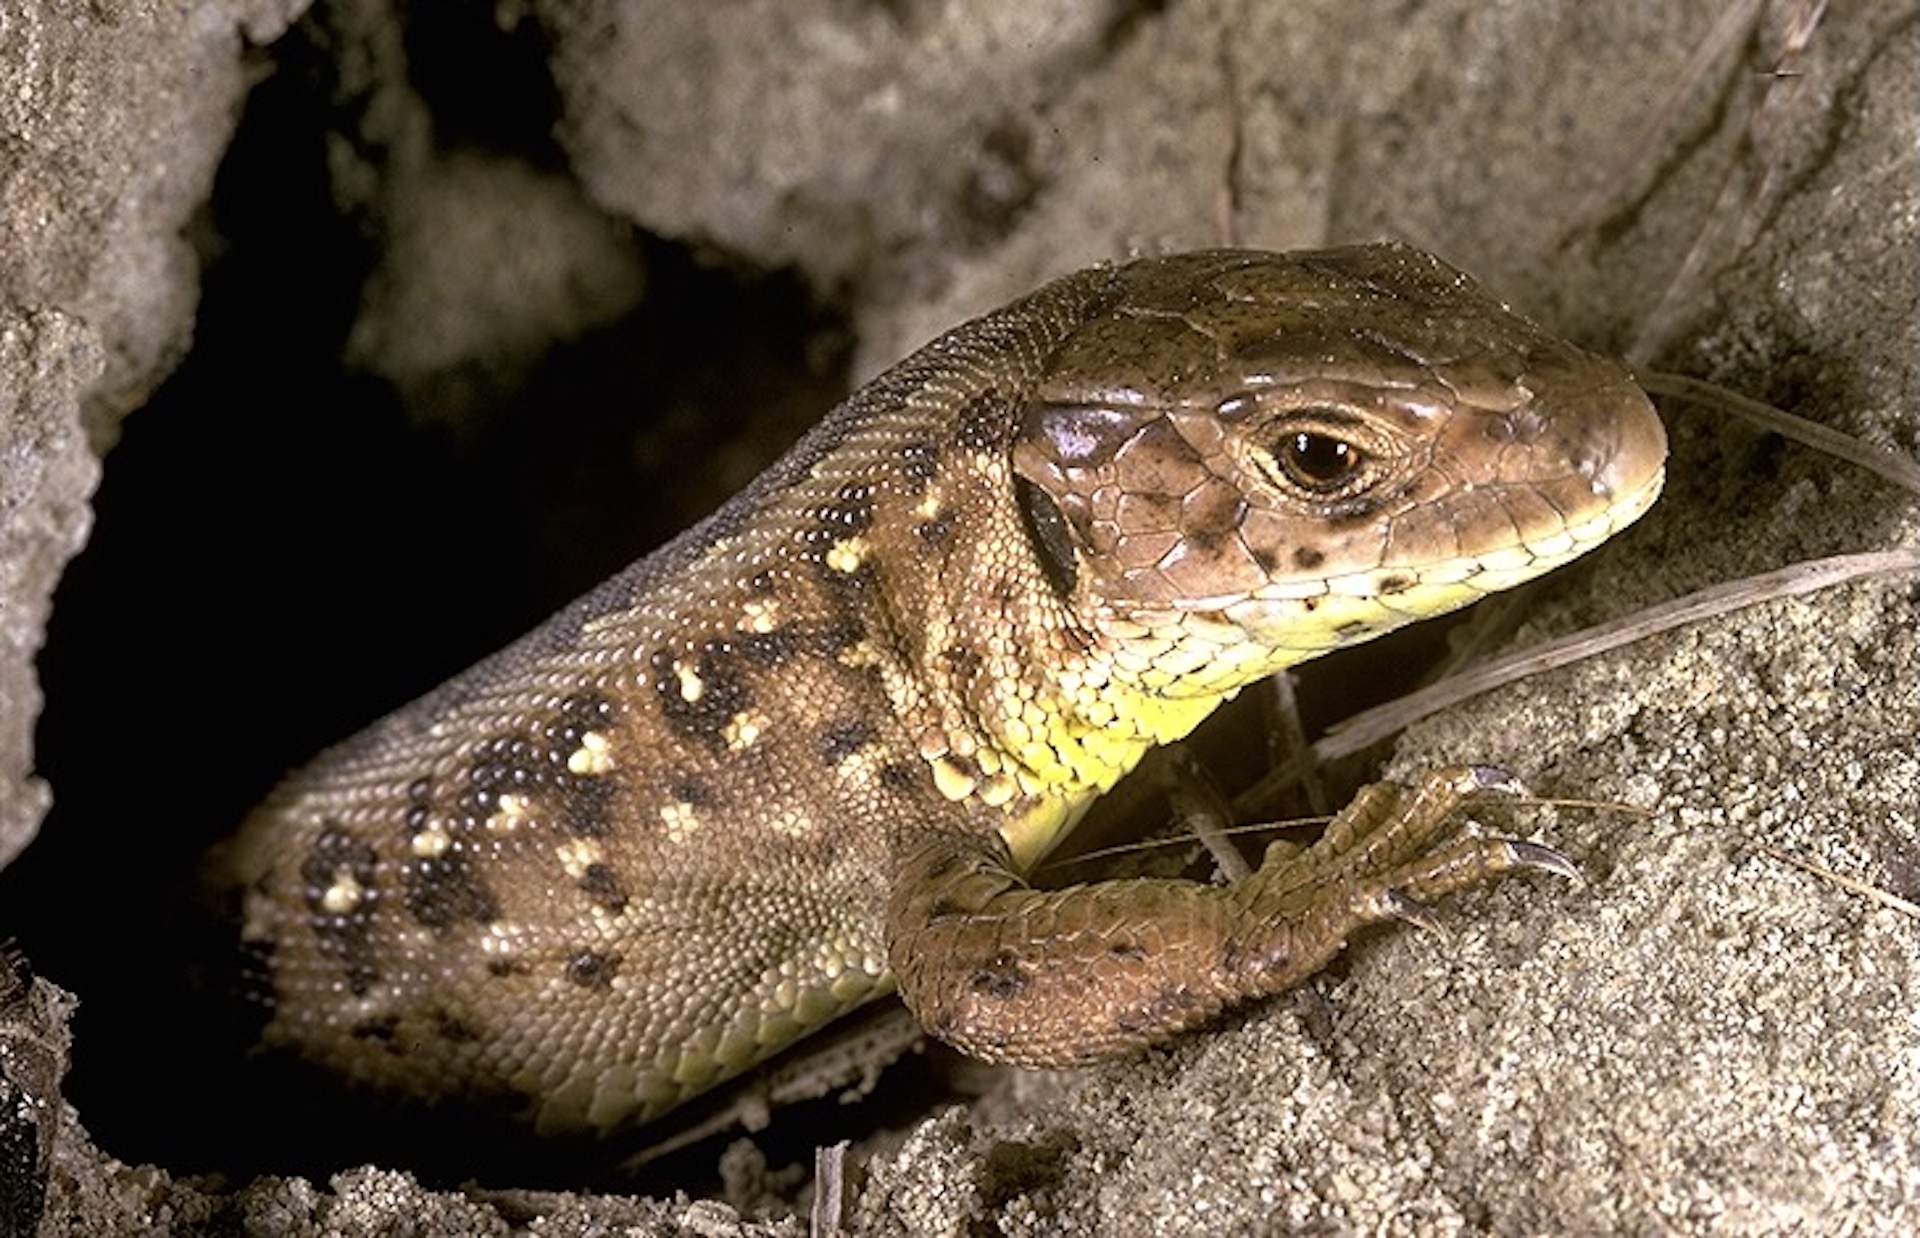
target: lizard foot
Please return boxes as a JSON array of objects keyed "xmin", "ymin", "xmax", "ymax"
[
  {"xmin": 886, "ymin": 765, "xmax": 1572, "ymax": 1068},
  {"xmin": 1226, "ymin": 764, "xmax": 1575, "ymax": 979}
]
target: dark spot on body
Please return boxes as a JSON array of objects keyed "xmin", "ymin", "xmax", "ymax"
[
  {"xmin": 1292, "ymin": 546, "xmax": 1325, "ymax": 570},
  {"xmin": 559, "ymin": 771, "xmax": 617, "ymax": 837},
  {"xmin": 461, "ymin": 732, "xmax": 546, "ymax": 817},
  {"xmin": 1302, "ymin": 596, "xmax": 1321, "ymax": 612},
  {"xmin": 553, "ymin": 692, "xmax": 618, "ymax": 742},
  {"xmin": 1109, "ymin": 941, "xmax": 1149, "ymax": 962},
  {"xmin": 902, "ymin": 439, "xmax": 940, "ymax": 491},
  {"xmin": 448, "ymin": 692, "xmax": 624, "ymax": 835},
  {"xmin": 823, "ymin": 556, "xmax": 879, "ymax": 595},
  {"xmin": 749, "ymin": 570, "xmax": 777, "ymax": 594},
  {"xmin": 566, "ymin": 949, "xmax": 619, "ymax": 989},
  {"xmin": 821, "ymin": 719, "xmax": 875, "ymax": 764},
  {"xmin": 1334, "ymin": 619, "xmax": 1369, "ymax": 639},
  {"xmin": 970, "ymin": 950, "xmax": 1028, "ymax": 999},
  {"xmin": 940, "ymin": 645, "xmax": 982, "ymax": 679},
  {"xmin": 404, "ymin": 852, "xmax": 500, "ymax": 930},
  {"xmin": 820, "ymin": 482, "xmax": 876, "ymax": 535},
  {"xmin": 735, "ymin": 628, "xmax": 802, "ymax": 665},
  {"xmin": 486, "ymin": 958, "xmax": 530, "ymax": 978},
  {"xmin": 956, "ymin": 388, "xmax": 1008, "ymax": 450},
  {"xmin": 299, "ymin": 823, "xmax": 381, "ymax": 996},
  {"xmin": 651, "ymin": 645, "xmax": 754, "ymax": 750},
  {"xmin": 454, "ymin": 693, "xmax": 626, "ymax": 842},
  {"xmin": 670, "ymin": 778, "xmax": 712, "ymax": 806},
  {"xmin": 813, "ymin": 619, "xmax": 868, "ymax": 656},
  {"xmin": 917, "ymin": 510, "xmax": 958, "ymax": 545},
  {"xmin": 579, "ymin": 862, "xmax": 628, "ymax": 913}
]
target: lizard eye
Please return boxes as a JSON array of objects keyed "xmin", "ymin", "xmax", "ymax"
[
  {"xmin": 1243, "ymin": 408, "xmax": 1392, "ymax": 503},
  {"xmin": 1272, "ymin": 428, "xmax": 1367, "ymax": 494}
]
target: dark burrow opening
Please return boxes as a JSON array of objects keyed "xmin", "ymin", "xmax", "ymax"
[{"xmin": 5, "ymin": 13, "xmax": 860, "ymax": 1194}]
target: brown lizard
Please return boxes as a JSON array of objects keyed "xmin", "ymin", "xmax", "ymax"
[{"xmin": 216, "ymin": 243, "xmax": 1668, "ymax": 1137}]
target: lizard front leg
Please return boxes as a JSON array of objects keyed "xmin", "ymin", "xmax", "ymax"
[{"xmin": 887, "ymin": 765, "xmax": 1573, "ymax": 1068}]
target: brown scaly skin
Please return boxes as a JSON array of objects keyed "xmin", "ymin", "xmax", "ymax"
[{"xmin": 217, "ymin": 244, "xmax": 1667, "ymax": 1136}]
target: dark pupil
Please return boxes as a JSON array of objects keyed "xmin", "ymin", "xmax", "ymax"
[{"xmin": 1283, "ymin": 431, "xmax": 1358, "ymax": 487}]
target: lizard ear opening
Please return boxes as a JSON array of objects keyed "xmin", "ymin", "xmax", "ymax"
[{"xmin": 1015, "ymin": 476, "xmax": 1078, "ymax": 599}]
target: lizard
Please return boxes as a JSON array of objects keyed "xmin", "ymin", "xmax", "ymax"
[{"xmin": 216, "ymin": 242, "xmax": 1668, "ymax": 1138}]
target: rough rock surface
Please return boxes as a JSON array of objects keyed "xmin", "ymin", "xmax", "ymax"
[
  {"xmin": 2, "ymin": 0, "xmax": 1915, "ymax": 1232},
  {"xmin": 1, "ymin": 0, "xmax": 307, "ymax": 869}
]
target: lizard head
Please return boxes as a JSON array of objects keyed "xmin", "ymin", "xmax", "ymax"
[{"xmin": 1009, "ymin": 243, "xmax": 1668, "ymax": 699}]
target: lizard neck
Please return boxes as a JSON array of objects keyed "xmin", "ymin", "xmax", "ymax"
[{"xmin": 874, "ymin": 450, "xmax": 1241, "ymax": 871}]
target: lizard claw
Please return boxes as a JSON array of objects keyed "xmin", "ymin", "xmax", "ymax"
[
  {"xmin": 1503, "ymin": 838, "xmax": 1581, "ymax": 882},
  {"xmin": 1466, "ymin": 764, "xmax": 1530, "ymax": 798},
  {"xmin": 1382, "ymin": 889, "xmax": 1448, "ymax": 936}
]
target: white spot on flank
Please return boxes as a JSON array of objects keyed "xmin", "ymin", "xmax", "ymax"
[
  {"xmin": 567, "ymin": 730, "xmax": 614, "ymax": 775},
  {"xmin": 724, "ymin": 709, "xmax": 770, "ymax": 751},
  {"xmin": 660, "ymin": 799, "xmax": 701, "ymax": 844},
  {"xmin": 839, "ymin": 640, "xmax": 880, "ymax": 669},
  {"xmin": 410, "ymin": 823, "xmax": 452, "ymax": 859},
  {"xmin": 557, "ymin": 837, "xmax": 603, "ymax": 880},
  {"xmin": 487, "ymin": 792, "xmax": 531, "ymax": 832},
  {"xmin": 769, "ymin": 808, "xmax": 817, "ymax": 839},
  {"xmin": 480, "ymin": 922, "xmax": 526, "ymax": 960},
  {"xmin": 741, "ymin": 598, "xmax": 783, "ymax": 633},
  {"xmin": 673, "ymin": 659, "xmax": 704, "ymax": 703},
  {"xmin": 321, "ymin": 870, "xmax": 364, "ymax": 914},
  {"xmin": 826, "ymin": 536, "xmax": 869, "ymax": 573}
]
